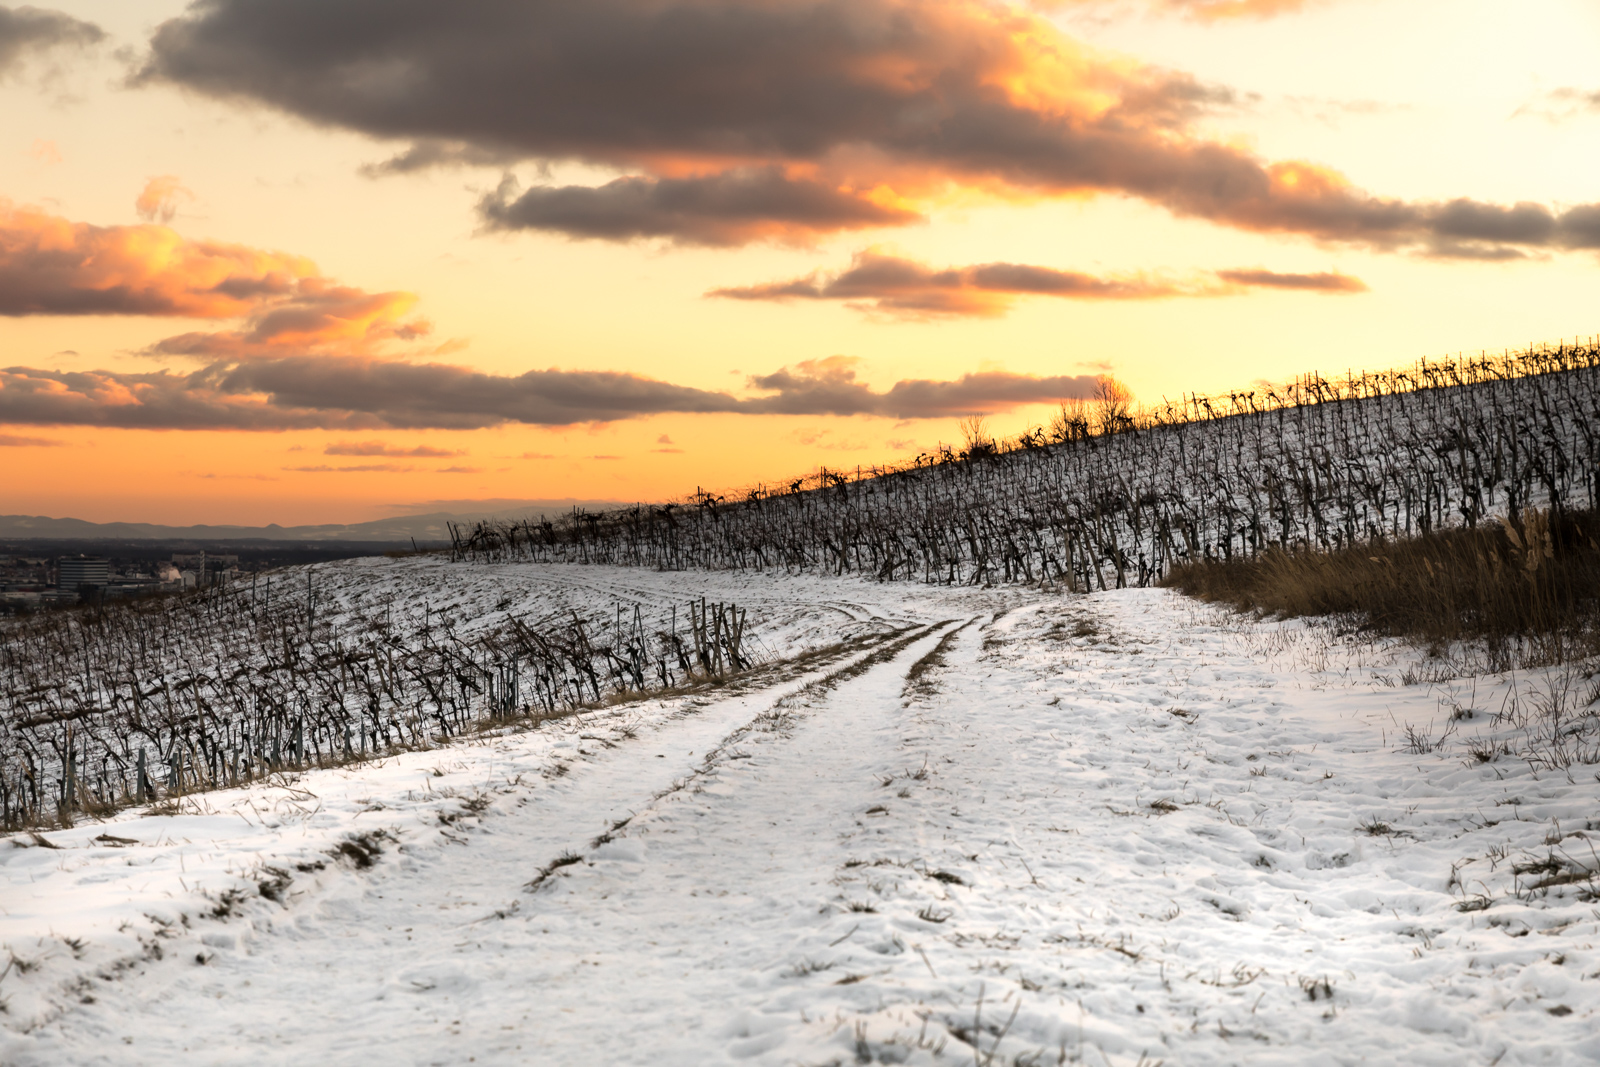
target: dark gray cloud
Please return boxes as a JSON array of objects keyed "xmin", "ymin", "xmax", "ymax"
[
  {"xmin": 744, "ymin": 356, "xmax": 1101, "ymax": 417},
  {"xmin": 136, "ymin": 0, "xmax": 1600, "ymax": 257},
  {"xmin": 360, "ymin": 140, "xmax": 519, "ymax": 176},
  {"xmin": 712, "ymin": 251, "xmax": 1180, "ymax": 316},
  {"xmin": 0, "ymin": 4, "xmax": 102, "ymax": 75},
  {"xmin": 1556, "ymin": 205, "xmax": 1600, "ymax": 250},
  {"xmin": 965, "ymin": 263, "xmax": 1157, "ymax": 296},
  {"xmin": 0, "ymin": 352, "xmax": 1098, "ymax": 430},
  {"xmin": 712, "ymin": 250, "xmax": 1366, "ymax": 316},
  {"xmin": 0, "ymin": 365, "xmax": 366, "ymax": 431},
  {"xmin": 1430, "ymin": 199, "xmax": 1557, "ymax": 245},
  {"xmin": 207, "ymin": 357, "xmax": 748, "ymax": 428},
  {"xmin": 1412, "ymin": 198, "xmax": 1600, "ymax": 258},
  {"xmin": 479, "ymin": 171, "xmax": 920, "ymax": 246},
  {"xmin": 0, "ymin": 359, "xmax": 744, "ymax": 430}
]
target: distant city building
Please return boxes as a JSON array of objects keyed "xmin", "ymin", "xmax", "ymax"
[
  {"xmin": 57, "ymin": 555, "xmax": 110, "ymax": 591},
  {"xmin": 171, "ymin": 551, "xmax": 239, "ymax": 588}
]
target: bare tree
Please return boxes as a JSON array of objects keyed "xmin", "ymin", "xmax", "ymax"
[
  {"xmin": 1093, "ymin": 376, "xmax": 1135, "ymax": 436},
  {"xmin": 959, "ymin": 415, "xmax": 995, "ymax": 458},
  {"xmin": 1049, "ymin": 398, "xmax": 1092, "ymax": 444}
]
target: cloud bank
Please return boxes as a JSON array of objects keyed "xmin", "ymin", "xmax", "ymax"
[
  {"xmin": 0, "ymin": 354, "xmax": 1098, "ymax": 430},
  {"xmin": 137, "ymin": 0, "xmax": 1599, "ymax": 258}
]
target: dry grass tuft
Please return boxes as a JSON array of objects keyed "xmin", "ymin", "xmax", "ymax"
[{"xmin": 1164, "ymin": 508, "xmax": 1600, "ymax": 667}]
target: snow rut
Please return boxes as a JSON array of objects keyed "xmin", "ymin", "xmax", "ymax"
[{"xmin": 0, "ymin": 622, "xmax": 954, "ymax": 1065}]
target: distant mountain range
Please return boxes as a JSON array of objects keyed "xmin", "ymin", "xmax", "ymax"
[{"xmin": 0, "ymin": 499, "xmax": 630, "ymax": 545}]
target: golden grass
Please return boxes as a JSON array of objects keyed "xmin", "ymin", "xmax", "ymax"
[{"xmin": 1163, "ymin": 507, "xmax": 1600, "ymax": 667}]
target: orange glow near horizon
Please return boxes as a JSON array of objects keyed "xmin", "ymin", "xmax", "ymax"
[{"xmin": 1, "ymin": 0, "xmax": 1597, "ymax": 528}]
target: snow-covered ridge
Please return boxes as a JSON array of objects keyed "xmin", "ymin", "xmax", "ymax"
[
  {"xmin": 3, "ymin": 574, "xmax": 1596, "ymax": 1065},
  {"xmin": 0, "ymin": 560, "xmax": 904, "ymax": 833}
]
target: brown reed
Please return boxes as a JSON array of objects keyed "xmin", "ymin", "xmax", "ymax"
[{"xmin": 1163, "ymin": 507, "xmax": 1600, "ymax": 667}]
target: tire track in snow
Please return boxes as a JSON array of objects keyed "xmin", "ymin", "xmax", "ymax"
[
  {"xmin": 0, "ymin": 625, "xmax": 945, "ymax": 1066},
  {"xmin": 485, "ymin": 620, "xmax": 971, "ymax": 1064}
]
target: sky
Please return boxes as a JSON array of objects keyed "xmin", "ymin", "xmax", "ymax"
[{"xmin": 0, "ymin": 0, "xmax": 1596, "ymax": 526}]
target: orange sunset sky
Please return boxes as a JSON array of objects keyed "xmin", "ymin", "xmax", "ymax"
[{"xmin": 1, "ymin": 0, "xmax": 1597, "ymax": 527}]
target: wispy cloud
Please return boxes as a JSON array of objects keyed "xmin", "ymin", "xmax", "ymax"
[
  {"xmin": 712, "ymin": 250, "xmax": 1365, "ymax": 318},
  {"xmin": 25, "ymin": 138, "xmax": 62, "ymax": 165},
  {"xmin": 0, "ymin": 5, "xmax": 103, "ymax": 77},
  {"xmin": 1213, "ymin": 268, "xmax": 1366, "ymax": 292},
  {"xmin": 324, "ymin": 440, "xmax": 463, "ymax": 457},
  {"xmin": 135, "ymin": 175, "xmax": 195, "ymax": 223},
  {"xmin": 745, "ymin": 356, "xmax": 1103, "ymax": 418},
  {"xmin": 1513, "ymin": 87, "xmax": 1600, "ymax": 124}
]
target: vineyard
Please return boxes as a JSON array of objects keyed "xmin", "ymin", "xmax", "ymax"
[
  {"xmin": 452, "ymin": 340, "xmax": 1600, "ymax": 590},
  {"xmin": 0, "ymin": 569, "xmax": 756, "ymax": 830},
  {"xmin": 3, "ymin": 338, "xmax": 1596, "ymax": 831}
]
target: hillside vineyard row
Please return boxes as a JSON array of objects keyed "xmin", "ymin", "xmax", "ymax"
[
  {"xmin": 453, "ymin": 340, "xmax": 1600, "ymax": 589},
  {"xmin": 0, "ymin": 578, "xmax": 753, "ymax": 829}
]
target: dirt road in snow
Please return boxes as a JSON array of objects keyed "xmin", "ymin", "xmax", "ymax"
[{"xmin": 4, "ymin": 569, "xmax": 1598, "ymax": 1065}]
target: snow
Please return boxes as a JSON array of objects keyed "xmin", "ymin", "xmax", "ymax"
[{"xmin": 2, "ymin": 563, "xmax": 1598, "ymax": 1065}]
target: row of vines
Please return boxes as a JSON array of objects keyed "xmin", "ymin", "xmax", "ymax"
[
  {"xmin": 0, "ymin": 576, "xmax": 753, "ymax": 829},
  {"xmin": 452, "ymin": 340, "xmax": 1600, "ymax": 590}
]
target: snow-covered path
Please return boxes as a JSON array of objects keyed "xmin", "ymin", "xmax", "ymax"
[{"xmin": 4, "ymin": 573, "xmax": 1599, "ymax": 1065}]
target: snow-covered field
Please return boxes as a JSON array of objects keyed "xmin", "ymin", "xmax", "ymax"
[{"xmin": 2, "ymin": 563, "xmax": 1597, "ymax": 1065}]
